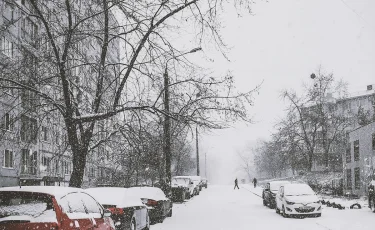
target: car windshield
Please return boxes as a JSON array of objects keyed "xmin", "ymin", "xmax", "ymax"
[
  {"xmin": 270, "ymin": 181, "xmax": 290, "ymax": 191},
  {"xmin": 172, "ymin": 178, "xmax": 189, "ymax": 185},
  {"xmin": 0, "ymin": 192, "xmax": 57, "ymax": 223},
  {"xmin": 284, "ymin": 184, "xmax": 315, "ymax": 196}
]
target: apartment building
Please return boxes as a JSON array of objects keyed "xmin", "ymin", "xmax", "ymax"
[
  {"xmin": 0, "ymin": 0, "xmax": 121, "ymax": 187},
  {"xmin": 306, "ymin": 85, "xmax": 375, "ymax": 172},
  {"xmin": 344, "ymin": 122, "xmax": 375, "ymax": 196}
]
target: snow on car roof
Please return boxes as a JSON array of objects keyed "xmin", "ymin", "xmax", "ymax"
[
  {"xmin": 126, "ymin": 187, "xmax": 167, "ymax": 200},
  {"xmin": 85, "ymin": 187, "xmax": 145, "ymax": 208},
  {"xmin": 0, "ymin": 186, "xmax": 83, "ymax": 199},
  {"xmin": 283, "ymin": 183, "xmax": 315, "ymax": 196},
  {"xmin": 189, "ymin": 176, "xmax": 201, "ymax": 181},
  {"xmin": 269, "ymin": 181, "xmax": 291, "ymax": 191}
]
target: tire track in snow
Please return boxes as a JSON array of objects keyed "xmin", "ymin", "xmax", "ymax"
[{"xmin": 240, "ymin": 186, "xmax": 262, "ymax": 198}]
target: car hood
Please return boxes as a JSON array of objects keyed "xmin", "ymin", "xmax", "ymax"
[
  {"xmin": 172, "ymin": 183, "xmax": 187, "ymax": 188},
  {"xmin": 285, "ymin": 195, "xmax": 319, "ymax": 204}
]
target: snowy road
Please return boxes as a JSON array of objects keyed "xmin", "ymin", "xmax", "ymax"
[{"xmin": 152, "ymin": 185, "xmax": 375, "ymax": 230}]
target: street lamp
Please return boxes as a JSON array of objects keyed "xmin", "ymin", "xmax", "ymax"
[{"xmin": 163, "ymin": 47, "xmax": 202, "ymax": 188}]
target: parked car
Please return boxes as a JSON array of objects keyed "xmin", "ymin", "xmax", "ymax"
[
  {"xmin": 275, "ymin": 183, "xmax": 322, "ymax": 218},
  {"xmin": 86, "ymin": 187, "xmax": 150, "ymax": 230},
  {"xmin": 188, "ymin": 176, "xmax": 202, "ymax": 193},
  {"xmin": 171, "ymin": 176, "xmax": 194, "ymax": 201},
  {"xmin": 127, "ymin": 187, "xmax": 172, "ymax": 224},
  {"xmin": 262, "ymin": 181, "xmax": 291, "ymax": 208},
  {"xmin": 0, "ymin": 186, "xmax": 115, "ymax": 230},
  {"xmin": 201, "ymin": 178, "xmax": 208, "ymax": 189}
]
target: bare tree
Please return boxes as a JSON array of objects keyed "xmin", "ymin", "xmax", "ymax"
[{"xmin": 1, "ymin": 0, "xmax": 258, "ymax": 187}]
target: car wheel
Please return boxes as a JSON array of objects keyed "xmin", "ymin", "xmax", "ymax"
[
  {"xmin": 263, "ymin": 199, "xmax": 267, "ymax": 206},
  {"xmin": 276, "ymin": 206, "xmax": 280, "ymax": 214},
  {"xmin": 316, "ymin": 213, "xmax": 321, "ymax": 217},
  {"xmin": 130, "ymin": 219, "xmax": 136, "ymax": 230},
  {"xmin": 186, "ymin": 192, "xmax": 191, "ymax": 199},
  {"xmin": 282, "ymin": 206, "xmax": 289, "ymax": 218}
]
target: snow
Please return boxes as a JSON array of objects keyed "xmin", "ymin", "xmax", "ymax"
[
  {"xmin": 85, "ymin": 187, "xmax": 145, "ymax": 208},
  {"xmin": 151, "ymin": 184, "xmax": 375, "ymax": 230},
  {"xmin": 284, "ymin": 184, "xmax": 315, "ymax": 196},
  {"xmin": 0, "ymin": 186, "xmax": 83, "ymax": 199},
  {"xmin": 270, "ymin": 181, "xmax": 291, "ymax": 191},
  {"xmin": 126, "ymin": 187, "xmax": 167, "ymax": 201}
]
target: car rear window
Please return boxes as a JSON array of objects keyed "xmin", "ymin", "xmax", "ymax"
[{"xmin": 0, "ymin": 192, "xmax": 57, "ymax": 223}]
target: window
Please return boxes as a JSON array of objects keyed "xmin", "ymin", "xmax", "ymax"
[
  {"xmin": 354, "ymin": 140, "xmax": 359, "ymax": 161},
  {"xmin": 63, "ymin": 161, "xmax": 71, "ymax": 175},
  {"xmin": 41, "ymin": 126, "xmax": 48, "ymax": 141},
  {"xmin": 346, "ymin": 169, "xmax": 352, "ymax": 190},
  {"xmin": 88, "ymin": 166, "xmax": 95, "ymax": 177},
  {"xmin": 2, "ymin": 113, "xmax": 14, "ymax": 131},
  {"xmin": 80, "ymin": 193, "xmax": 101, "ymax": 215},
  {"xmin": 0, "ymin": 36, "xmax": 14, "ymax": 58},
  {"xmin": 3, "ymin": 150, "xmax": 14, "ymax": 168},
  {"xmin": 354, "ymin": 167, "xmax": 360, "ymax": 190},
  {"xmin": 21, "ymin": 115, "xmax": 38, "ymax": 144},
  {"xmin": 60, "ymin": 193, "xmax": 86, "ymax": 214},
  {"xmin": 21, "ymin": 149, "xmax": 37, "ymax": 175},
  {"xmin": 41, "ymin": 156, "xmax": 50, "ymax": 169},
  {"xmin": 372, "ymin": 133, "xmax": 375, "ymax": 151},
  {"xmin": 346, "ymin": 142, "xmax": 351, "ymax": 163},
  {"xmin": 3, "ymin": 3, "xmax": 14, "ymax": 22}
]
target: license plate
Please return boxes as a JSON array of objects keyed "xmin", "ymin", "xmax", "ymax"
[{"xmin": 301, "ymin": 206, "xmax": 311, "ymax": 209}]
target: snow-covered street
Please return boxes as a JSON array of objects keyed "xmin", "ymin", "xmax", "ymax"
[{"xmin": 152, "ymin": 185, "xmax": 375, "ymax": 230}]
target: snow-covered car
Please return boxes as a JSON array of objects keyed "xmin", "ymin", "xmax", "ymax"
[
  {"xmin": 86, "ymin": 187, "xmax": 150, "ymax": 230},
  {"xmin": 187, "ymin": 176, "xmax": 202, "ymax": 193},
  {"xmin": 127, "ymin": 187, "xmax": 173, "ymax": 224},
  {"xmin": 201, "ymin": 178, "xmax": 208, "ymax": 189},
  {"xmin": 276, "ymin": 183, "xmax": 322, "ymax": 218},
  {"xmin": 0, "ymin": 186, "xmax": 115, "ymax": 230},
  {"xmin": 262, "ymin": 181, "xmax": 291, "ymax": 208},
  {"xmin": 171, "ymin": 177, "xmax": 194, "ymax": 201}
]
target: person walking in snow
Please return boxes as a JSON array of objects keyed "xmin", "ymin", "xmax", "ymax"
[
  {"xmin": 252, "ymin": 177, "xmax": 257, "ymax": 188},
  {"xmin": 234, "ymin": 178, "xmax": 240, "ymax": 190}
]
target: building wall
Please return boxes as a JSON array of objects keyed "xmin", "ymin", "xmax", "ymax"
[
  {"xmin": 345, "ymin": 122, "xmax": 375, "ymax": 196},
  {"xmin": 0, "ymin": 0, "xmax": 121, "ymax": 187}
]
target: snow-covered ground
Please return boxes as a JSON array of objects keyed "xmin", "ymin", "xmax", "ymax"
[{"xmin": 152, "ymin": 184, "xmax": 375, "ymax": 230}]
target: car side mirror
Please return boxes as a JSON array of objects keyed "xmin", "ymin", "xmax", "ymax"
[
  {"xmin": 103, "ymin": 209, "xmax": 112, "ymax": 217},
  {"xmin": 190, "ymin": 182, "xmax": 193, "ymax": 185},
  {"xmin": 264, "ymin": 188, "xmax": 270, "ymax": 191}
]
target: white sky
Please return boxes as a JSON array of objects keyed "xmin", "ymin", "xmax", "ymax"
[{"xmin": 197, "ymin": 0, "xmax": 375, "ymax": 184}]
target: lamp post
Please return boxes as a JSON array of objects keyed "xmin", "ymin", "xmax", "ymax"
[
  {"xmin": 196, "ymin": 126, "xmax": 199, "ymax": 176},
  {"xmin": 163, "ymin": 48, "xmax": 202, "ymax": 188}
]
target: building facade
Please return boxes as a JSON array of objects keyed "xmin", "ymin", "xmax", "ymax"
[
  {"xmin": 344, "ymin": 122, "xmax": 375, "ymax": 196},
  {"xmin": 0, "ymin": 0, "xmax": 121, "ymax": 188}
]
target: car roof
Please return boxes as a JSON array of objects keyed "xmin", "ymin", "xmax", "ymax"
[
  {"xmin": 0, "ymin": 186, "xmax": 84, "ymax": 199},
  {"xmin": 269, "ymin": 181, "xmax": 291, "ymax": 184},
  {"xmin": 85, "ymin": 187, "xmax": 145, "ymax": 208}
]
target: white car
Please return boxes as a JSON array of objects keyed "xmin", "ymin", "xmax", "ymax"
[
  {"xmin": 275, "ymin": 183, "xmax": 322, "ymax": 218},
  {"xmin": 172, "ymin": 176, "xmax": 195, "ymax": 198}
]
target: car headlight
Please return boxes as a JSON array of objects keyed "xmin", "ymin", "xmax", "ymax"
[{"xmin": 285, "ymin": 200, "xmax": 295, "ymax": 205}]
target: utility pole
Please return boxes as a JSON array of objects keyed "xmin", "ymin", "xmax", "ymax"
[
  {"xmin": 205, "ymin": 152, "xmax": 207, "ymax": 179},
  {"xmin": 163, "ymin": 67, "xmax": 171, "ymax": 185},
  {"xmin": 196, "ymin": 126, "xmax": 200, "ymax": 176}
]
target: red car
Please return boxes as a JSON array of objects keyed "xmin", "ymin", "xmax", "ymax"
[{"xmin": 0, "ymin": 186, "xmax": 115, "ymax": 230}]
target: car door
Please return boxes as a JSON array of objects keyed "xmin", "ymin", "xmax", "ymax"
[
  {"xmin": 276, "ymin": 186, "xmax": 283, "ymax": 210},
  {"xmin": 60, "ymin": 192, "xmax": 94, "ymax": 230},
  {"xmin": 81, "ymin": 192, "xmax": 109, "ymax": 230},
  {"xmin": 265, "ymin": 183, "xmax": 270, "ymax": 201}
]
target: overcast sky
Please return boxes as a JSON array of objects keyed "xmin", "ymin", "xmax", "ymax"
[{"xmin": 198, "ymin": 0, "xmax": 375, "ymax": 184}]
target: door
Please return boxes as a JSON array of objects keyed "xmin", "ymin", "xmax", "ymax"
[
  {"xmin": 81, "ymin": 192, "xmax": 109, "ymax": 229},
  {"xmin": 60, "ymin": 192, "xmax": 94, "ymax": 230}
]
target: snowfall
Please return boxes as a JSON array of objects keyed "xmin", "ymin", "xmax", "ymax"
[{"xmin": 152, "ymin": 184, "xmax": 375, "ymax": 230}]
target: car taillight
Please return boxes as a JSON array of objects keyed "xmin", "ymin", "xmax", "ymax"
[
  {"xmin": 147, "ymin": 199, "xmax": 158, "ymax": 206},
  {"xmin": 108, "ymin": 207, "xmax": 124, "ymax": 215}
]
